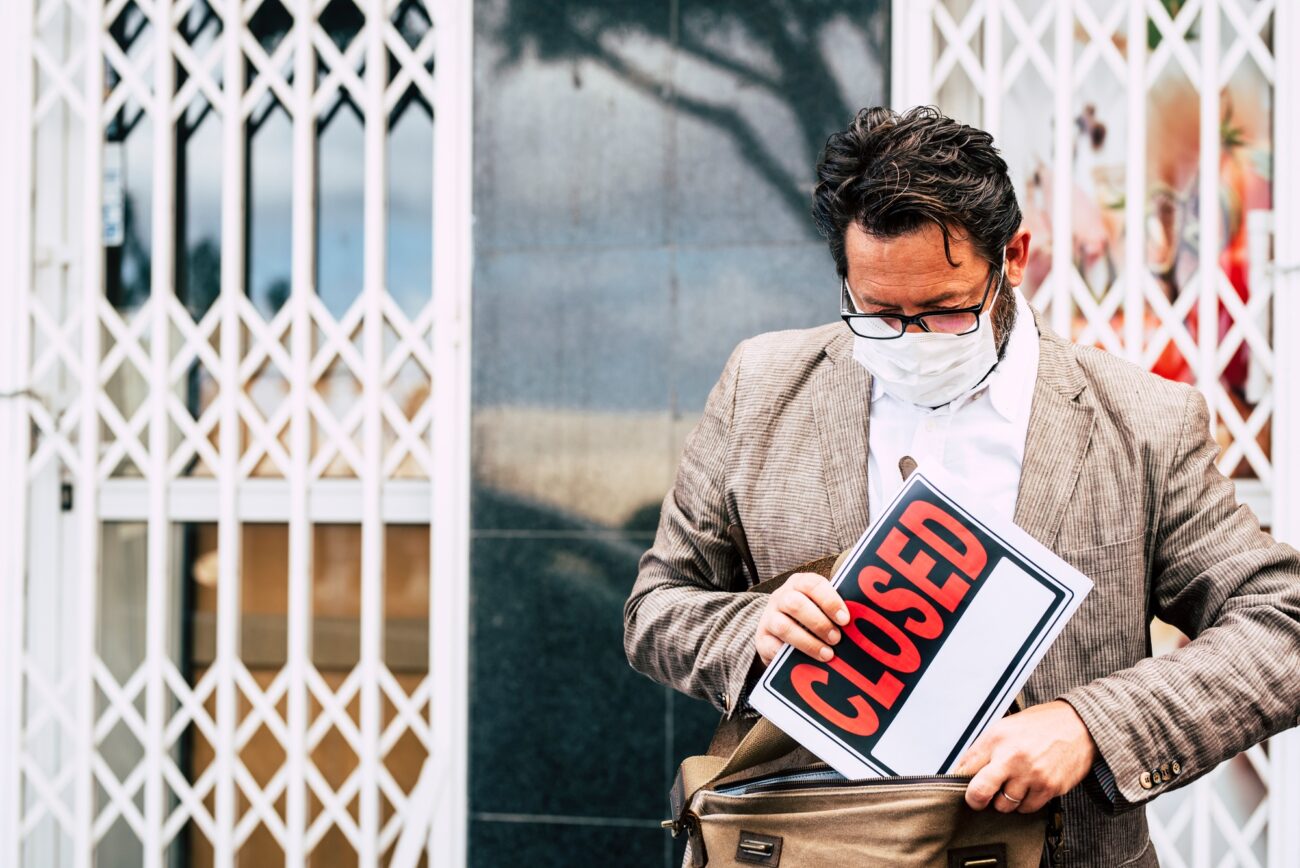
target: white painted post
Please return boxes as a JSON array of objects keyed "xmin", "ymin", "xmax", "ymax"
[
  {"xmin": 360, "ymin": 0, "xmax": 388, "ymax": 863},
  {"xmin": 1050, "ymin": 0, "xmax": 1074, "ymax": 337},
  {"xmin": 430, "ymin": 0, "xmax": 473, "ymax": 864},
  {"xmin": 1270, "ymin": 0, "xmax": 1300, "ymax": 611},
  {"xmin": 286, "ymin": 0, "xmax": 317, "ymax": 863},
  {"xmin": 1268, "ymin": 0, "xmax": 1300, "ymax": 863},
  {"xmin": 890, "ymin": 0, "xmax": 935, "ymax": 111},
  {"xmin": 74, "ymin": 0, "xmax": 104, "ymax": 865},
  {"xmin": 146, "ymin": 0, "xmax": 176, "ymax": 861},
  {"xmin": 983, "ymin": 0, "xmax": 1002, "ymax": 142},
  {"xmin": 1197, "ymin": 0, "xmax": 1221, "ymax": 455},
  {"xmin": 1123, "ymin": 0, "xmax": 1147, "ymax": 365},
  {"xmin": 0, "ymin": 0, "xmax": 36, "ymax": 862},
  {"xmin": 216, "ymin": 0, "xmax": 246, "ymax": 865}
]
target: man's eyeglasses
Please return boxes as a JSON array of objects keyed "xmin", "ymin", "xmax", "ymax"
[{"xmin": 840, "ymin": 257, "xmax": 1004, "ymax": 340}]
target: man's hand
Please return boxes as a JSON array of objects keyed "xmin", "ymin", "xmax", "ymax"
[
  {"xmin": 952, "ymin": 700, "xmax": 1098, "ymax": 813},
  {"xmin": 754, "ymin": 572, "xmax": 850, "ymax": 666}
]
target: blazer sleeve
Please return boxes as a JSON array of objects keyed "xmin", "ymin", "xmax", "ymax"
[
  {"xmin": 1057, "ymin": 385, "xmax": 1300, "ymax": 811},
  {"xmin": 622, "ymin": 339, "xmax": 769, "ymax": 718}
]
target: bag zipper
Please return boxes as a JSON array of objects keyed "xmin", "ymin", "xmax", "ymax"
[{"xmin": 715, "ymin": 766, "xmax": 972, "ymax": 797}]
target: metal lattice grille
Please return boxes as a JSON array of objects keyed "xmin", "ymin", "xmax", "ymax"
[
  {"xmin": 893, "ymin": 0, "xmax": 1300, "ymax": 864},
  {"xmin": 2, "ymin": 0, "xmax": 471, "ymax": 864},
  {"xmin": 917, "ymin": 0, "xmax": 1279, "ymax": 501}
]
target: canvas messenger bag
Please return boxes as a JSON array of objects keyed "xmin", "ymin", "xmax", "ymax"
[{"xmin": 661, "ymin": 534, "xmax": 1063, "ymax": 867}]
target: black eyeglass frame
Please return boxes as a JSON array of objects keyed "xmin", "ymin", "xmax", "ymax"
[{"xmin": 839, "ymin": 255, "xmax": 1005, "ymax": 340}]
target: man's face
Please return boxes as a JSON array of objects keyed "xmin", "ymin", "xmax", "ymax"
[{"xmin": 842, "ymin": 222, "xmax": 1029, "ymax": 354}]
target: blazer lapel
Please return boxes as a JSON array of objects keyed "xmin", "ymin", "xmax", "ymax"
[
  {"xmin": 813, "ymin": 330, "xmax": 873, "ymax": 552},
  {"xmin": 1012, "ymin": 308, "xmax": 1096, "ymax": 550},
  {"xmin": 813, "ymin": 310, "xmax": 1092, "ymax": 555}
]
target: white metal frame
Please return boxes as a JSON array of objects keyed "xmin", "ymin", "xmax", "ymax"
[
  {"xmin": 892, "ymin": 0, "xmax": 1300, "ymax": 863},
  {"xmin": 2, "ymin": 0, "xmax": 473, "ymax": 865},
  {"xmin": 429, "ymin": 0, "xmax": 473, "ymax": 863},
  {"xmin": 0, "ymin": 2, "xmax": 38, "ymax": 866},
  {"xmin": 1269, "ymin": 0, "xmax": 1300, "ymax": 860}
]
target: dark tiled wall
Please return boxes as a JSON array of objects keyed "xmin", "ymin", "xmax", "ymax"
[{"xmin": 470, "ymin": 2, "xmax": 889, "ymax": 865}]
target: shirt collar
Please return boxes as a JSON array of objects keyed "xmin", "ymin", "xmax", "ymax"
[
  {"xmin": 983, "ymin": 289, "xmax": 1038, "ymax": 422},
  {"xmin": 868, "ymin": 288, "xmax": 1038, "ymax": 422}
]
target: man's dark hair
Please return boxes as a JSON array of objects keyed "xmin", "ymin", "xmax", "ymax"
[{"xmin": 811, "ymin": 105, "xmax": 1022, "ymax": 277}]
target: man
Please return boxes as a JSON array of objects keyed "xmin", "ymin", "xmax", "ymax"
[{"xmin": 622, "ymin": 105, "xmax": 1300, "ymax": 866}]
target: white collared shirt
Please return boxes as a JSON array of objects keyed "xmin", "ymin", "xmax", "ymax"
[{"xmin": 863, "ymin": 290, "xmax": 1039, "ymax": 523}]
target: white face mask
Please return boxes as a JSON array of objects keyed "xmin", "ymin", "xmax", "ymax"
[{"xmin": 850, "ymin": 263, "xmax": 1005, "ymax": 408}]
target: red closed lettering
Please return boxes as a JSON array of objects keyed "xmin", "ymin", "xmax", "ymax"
[
  {"xmin": 877, "ymin": 528, "xmax": 971, "ymax": 613},
  {"xmin": 842, "ymin": 600, "xmax": 920, "ymax": 673},
  {"xmin": 827, "ymin": 654, "xmax": 905, "ymax": 711},
  {"xmin": 899, "ymin": 500, "xmax": 987, "ymax": 580},
  {"xmin": 858, "ymin": 564, "xmax": 944, "ymax": 640},
  {"xmin": 791, "ymin": 662, "xmax": 880, "ymax": 736}
]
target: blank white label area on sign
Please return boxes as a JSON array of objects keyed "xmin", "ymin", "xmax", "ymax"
[{"xmin": 871, "ymin": 558, "xmax": 1056, "ymax": 774}]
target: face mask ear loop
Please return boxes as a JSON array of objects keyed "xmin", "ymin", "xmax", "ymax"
[{"xmin": 989, "ymin": 250, "xmax": 1008, "ymax": 312}]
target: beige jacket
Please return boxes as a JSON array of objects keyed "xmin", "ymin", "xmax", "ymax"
[{"xmin": 623, "ymin": 307, "xmax": 1300, "ymax": 867}]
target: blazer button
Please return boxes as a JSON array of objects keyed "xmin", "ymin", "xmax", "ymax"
[
  {"xmin": 1139, "ymin": 771, "xmax": 1153, "ymax": 790},
  {"xmin": 1171, "ymin": 760, "xmax": 1182, "ymax": 775},
  {"xmin": 1151, "ymin": 768, "xmax": 1163, "ymax": 785},
  {"xmin": 1159, "ymin": 763, "xmax": 1171, "ymax": 782}
]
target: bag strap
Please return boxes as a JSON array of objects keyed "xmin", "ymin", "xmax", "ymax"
[{"xmin": 749, "ymin": 553, "xmax": 842, "ymax": 595}]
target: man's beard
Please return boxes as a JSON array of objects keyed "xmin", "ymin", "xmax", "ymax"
[{"xmin": 991, "ymin": 274, "xmax": 1017, "ymax": 361}]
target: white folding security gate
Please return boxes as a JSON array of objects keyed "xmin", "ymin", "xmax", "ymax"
[
  {"xmin": 0, "ymin": 0, "xmax": 472, "ymax": 864},
  {"xmin": 892, "ymin": 0, "xmax": 1300, "ymax": 864},
  {"xmin": 5, "ymin": 0, "xmax": 1300, "ymax": 865}
]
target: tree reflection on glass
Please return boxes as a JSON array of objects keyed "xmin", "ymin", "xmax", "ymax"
[{"xmin": 486, "ymin": 0, "xmax": 889, "ymax": 224}]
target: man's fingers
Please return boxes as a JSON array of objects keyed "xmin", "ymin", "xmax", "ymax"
[
  {"xmin": 777, "ymin": 590, "xmax": 841, "ymax": 645},
  {"xmin": 1015, "ymin": 788, "xmax": 1051, "ymax": 815},
  {"xmin": 951, "ymin": 737, "xmax": 992, "ymax": 777},
  {"xmin": 768, "ymin": 612, "xmax": 834, "ymax": 661},
  {"xmin": 755, "ymin": 633, "xmax": 782, "ymax": 666},
  {"xmin": 991, "ymin": 784, "xmax": 1030, "ymax": 814},
  {"xmin": 792, "ymin": 573, "xmax": 850, "ymax": 626},
  {"xmin": 964, "ymin": 762, "xmax": 1007, "ymax": 811}
]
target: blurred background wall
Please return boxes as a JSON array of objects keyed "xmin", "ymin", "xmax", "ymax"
[{"xmin": 468, "ymin": 3, "xmax": 888, "ymax": 864}]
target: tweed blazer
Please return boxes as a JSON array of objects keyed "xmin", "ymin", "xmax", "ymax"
[{"xmin": 623, "ymin": 305, "xmax": 1300, "ymax": 867}]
